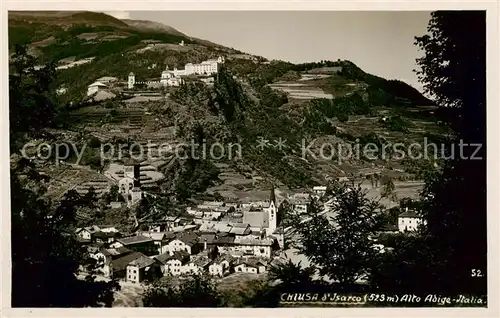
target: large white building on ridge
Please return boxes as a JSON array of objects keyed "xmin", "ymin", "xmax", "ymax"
[{"xmin": 168, "ymin": 56, "xmax": 225, "ymax": 77}]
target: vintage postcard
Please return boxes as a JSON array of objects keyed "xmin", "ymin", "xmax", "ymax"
[{"xmin": 2, "ymin": 1, "xmax": 498, "ymax": 317}]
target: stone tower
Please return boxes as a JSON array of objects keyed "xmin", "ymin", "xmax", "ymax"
[{"xmin": 128, "ymin": 72, "xmax": 135, "ymax": 89}]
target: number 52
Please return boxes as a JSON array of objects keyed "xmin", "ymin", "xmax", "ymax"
[{"xmin": 471, "ymin": 269, "xmax": 484, "ymax": 277}]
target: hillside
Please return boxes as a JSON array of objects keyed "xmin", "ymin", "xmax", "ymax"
[
  {"xmin": 121, "ymin": 19, "xmax": 187, "ymax": 37},
  {"xmin": 9, "ymin": 11, "xmax": 444, "ymax": 207}
]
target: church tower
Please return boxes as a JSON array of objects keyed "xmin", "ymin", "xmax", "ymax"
[
  {"xmin": 267, "ymin": 185, "xmax": 277, "ymax": 235},
  {"xmin": 128, "ymin": 72, "xmax": 135, "ymax": 89}
]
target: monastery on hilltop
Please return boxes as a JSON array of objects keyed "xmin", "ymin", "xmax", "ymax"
[{"xmin": 127, "ymin": 56, "xmax": 226, "ymax": 89}]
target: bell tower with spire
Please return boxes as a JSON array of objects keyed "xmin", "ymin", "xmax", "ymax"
[{"xmin": 267, "ymin": 185, "xmax": 277, "ymax": 235}]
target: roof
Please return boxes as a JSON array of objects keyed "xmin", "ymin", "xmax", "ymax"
[
  {"xmin": 103, "ymin": 246, "xmax": 132, "ymax": 257},
  {"xmin": 214, "ymin": 235, "xmax": 236, "ymax": 245},
  {"xmin": 234, "ymin": 236, "xmax": 274, "ymax": 246},
  {"xmin": 117, "ymin": 235, "xmax": 153, "ymax": 246},
  {"xmin": 198, "ymin": 233, "xmax": 217, "ymax": 244},
  {"xmin": 96, "ymin": 76, "xmax": 118, "ymax": 82},
  {"xmin": 189, "ymin": 256, "xmax": 212, "ymax": 268},
  {"xmin": 243, "ymin": 210, "xmax": 269, "ymax": 228},
  {"xmin": 155, "ymin": 251, "xmax": 190, "ymax": 264},
  {"xmin": 76, "ymin": 237, "xmax": 91, "ymax": 243},
  {"xmin": 313, "ymin": 186, "xmax": 327, "ymax": 191},
  {"xmin": 399, "ymin": 210, "xmax": 422, "ymax": 218},
  {"xmin": 198, "ymin": 223, "xmax": 216, "ymax": 232},
  {"xmin": 229, "ymin": 224, "xmax": 251, "ymax": 235},
  {"xmin": 92, "ymin": 90, "xmax": 116, "ymax": 101},
  {"xmin": 128, "ymin": 256, "xmax": 156, "ymax": 269},
  {"xmin": 165, "ymin": 216, "xmax": 180, "ymax": 222},
  {"xmin": 177, "ymin": 233, "xmax": 199, "ymax": 246},
  {"xmin": 144, "ymin": 232, "xmax": 166, "ymax": 241},
  {"xmin": 77, "ymin": 225, "xmax": 101, "ymax": 234},
  {"xmin": 213, "ymin": 222, "xmax": 233, "ymax": 233},
  {"xmin": 88, "ymin": 81, "xmax": 107, "ymax": 87},
  {"xmin": 93, "ymin": 231, "xmax": 119, "ymax": 239},
  {"xmin": 213, "ymin": 254, "xmax": 235, "ymax": 264},
  {"xmin": 236, "ymin": 258, "xmax": 267, "ymax": 268},
  {"xmin": 111, "ymin": 252, "xmax": 146, "ymax": 272}
]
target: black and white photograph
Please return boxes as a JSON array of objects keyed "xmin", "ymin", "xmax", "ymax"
[{"xmin": 3, "ymin": 5, "xmax": 495, "ymax": 312}]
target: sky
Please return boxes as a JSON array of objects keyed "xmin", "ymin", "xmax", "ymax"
[{"xmin": 106, "ymin": 11, "xmax": 431, "ymax": 92}]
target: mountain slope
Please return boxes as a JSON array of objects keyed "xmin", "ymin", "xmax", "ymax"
[
  {"xmin": 9, "ymin": 11, "xmax": 442, "ymax": 197},
  {"xmin": 121, "ymin": 19, "xmax": 187, "ymax": 37}
]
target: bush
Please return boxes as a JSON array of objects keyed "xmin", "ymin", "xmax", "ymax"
[{"xmin": 382, "ymin": 115, "xmax": 411, "ymax": 132}]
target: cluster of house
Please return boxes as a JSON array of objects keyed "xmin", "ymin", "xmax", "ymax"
[
  {"xmin": 75, "ymin": 178, "xmax": 426, "ymax": 284},
  {"xmin": 76, "ymin": 188, "xmax": 285, "ymax": 284}
]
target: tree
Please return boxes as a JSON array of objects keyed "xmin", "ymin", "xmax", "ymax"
[
  {"xmin": 276, "ymin": 200, "xmax": 292, "ymax": 227},
  {"xmin": 11, "ymin": 169, "xmax": 120, "ymax": 307},
  {"xmin": 268, "ymin": 259, "xmax": 316, "ymax": 290},
  {"xmin": 213, "ymin": 191, "xmax": 224, "ymax": 202},
  {"xmin": 143, "ymin": 274, "xmax": 225, "ymax": 307},
  {"xmin": 9, "ymin": 45, "xmax": 58, "ymax": 151},
  {"xmin": 10, "ymin": 46, "xmax": 120, "ymax": 307},
  {"xmin": 380, "ymin": 176, "xmax": 397, "ymax": 202},
  {"xmin": 413, "ymin": 11, "xmax": 486, "ymax": 294},
  {"xmin": 103, "ymin": 184, "xmax": 124, "ymax": 203},
  {"xmin": 288, "ymin": 182, "xmax": 384, "ymax": 289}
]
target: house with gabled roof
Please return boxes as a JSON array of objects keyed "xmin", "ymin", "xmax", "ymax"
[
  {"xmin": 139, "ymin": 231, "xmax": 176, "ymax": 254},
  {"xmin": 181, "ymin": 256, "xmax": 212, "ymax": 275},
  {"xmin": 154, "ymin": 250, "xmax": 190, "ymax": 276},
  {"xmin": 87, "ymin": 81, "xmax": 107, "ymax": 96},
  {"xmin": 110, "ymin": 251, "xmax": 147, "ymax": 279},
  {"xmin": 209, "ymin": 254, "xmax": 236, "ymax": 277},
  {"xmin": 234, "ymin": 258, "xmax": 267, "ymax": 274},
  {"xmin": 164, "ymin": 232, "xmax": 201, "ymax": 255},
  {"xmin": 111, "ymin": 235, "xmax": 157, "ymax": 256},
  {"xmin": 92, "ymin": 246, "xmax": 132, "ymax": 277},
  {"xmin": 76, "ymin": 225, "xmax": 101, "ymax": 241},
  {"xmin": 126, "ymin": 255, "xmax": 162, "ymax": 284},
  {"xmin": 398, "ymin": 208, "xmax": 426, "ymax": 232},
  {"xmin": 92, "ymin": 230, "xmax": 121, "ymax": 245}
]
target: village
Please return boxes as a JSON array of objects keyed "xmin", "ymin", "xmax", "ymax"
[
  {"xmin": 76, "ymin": 172, "xmax": 425, "ymax": 285},
  {"xmin": 60, "ymin": 44, "xmax": 428, "ymax": 287}
]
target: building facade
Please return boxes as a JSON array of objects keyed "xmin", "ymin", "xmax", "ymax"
[{"xmin": 398, "ymin": 209, "xmax": 426, "ymax": 232}]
